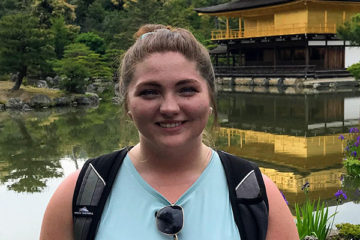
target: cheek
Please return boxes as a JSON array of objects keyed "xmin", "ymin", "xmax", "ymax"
[
  {"xmin": 189, "ymin": 103, "xmax": 211, "ymax": 120},
  {"xmin": 129, "ymin": 103, "xmax": 155, "ymax": 122}
]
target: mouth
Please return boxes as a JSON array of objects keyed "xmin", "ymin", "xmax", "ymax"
[{"xmin": 156, "ymin": 121, "xmax": 185, "ymax": 128}]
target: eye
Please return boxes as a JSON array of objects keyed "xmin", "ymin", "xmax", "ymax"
[
  {"xmin": 138, "ymin": 89, "xmax": 159, "ymax": 98},
  {"xmin": 179, "ymin": 87, "xmax": 198, "ymax": 96}
]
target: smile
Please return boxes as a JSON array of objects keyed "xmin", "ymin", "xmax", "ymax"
[{"xmin": 158, "ymin": 122, "xmax": 183, "ymax": 128}]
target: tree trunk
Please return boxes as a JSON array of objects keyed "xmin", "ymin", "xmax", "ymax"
[{"xmin": 11, "ymin": 67, "xmax": 26, "ymax": 90}]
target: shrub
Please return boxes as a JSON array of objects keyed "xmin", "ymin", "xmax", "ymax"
[
  {"xmin": 52, "ymin": 43, "xmax": 112, "ymax": 93},
  {"xmin": 347, "ymin": 63, "xmax": 360, "ymax": 80},
  {"xmin": 336, "ymin": 223, "xmax": 360, "ymax": 240},
  {"xmin": 75, "ymin": 32, "xmax": 106, "ymax": 54},
  {"xmin": 58, "ymin": 60, "xmax": 90, "ymax": 93}
]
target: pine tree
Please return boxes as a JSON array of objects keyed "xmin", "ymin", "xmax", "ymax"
[{"xmin": 0, "ymin": 13, "xmax": 54, "ymax": 90}]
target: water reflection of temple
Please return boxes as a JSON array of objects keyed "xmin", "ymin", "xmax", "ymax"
[
  {"xmin": 218, "ymin": 128, "xmax": 345, "ymax": 206},
  {"xmin": 216, "ymin": 91, "xmax": 360, "ymax": 206},
  {"xmin": 218, "ymin": 91, "xmax": 360, "ymax": 137},
  {"xmin": 218, "ymin": 128, "xmax": 346, "ymax": 170}
]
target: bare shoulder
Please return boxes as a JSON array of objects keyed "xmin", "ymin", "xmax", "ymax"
[
  {"xmin": 262, "ymin": 174, "xmax": 299, "ymax": 240},
  {"xmin": 40, "ymin": 170, "xmax": 80, "ymax": 240}
]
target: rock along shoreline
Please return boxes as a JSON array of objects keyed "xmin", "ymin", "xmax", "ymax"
[{"xmin": 0, "ymin": 93, "xmax": 99, "ymax": 112}]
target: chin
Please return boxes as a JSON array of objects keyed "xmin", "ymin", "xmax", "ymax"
[{"xmin": 150, "ymin": 137, "xmax": 199, "ymax": 150}]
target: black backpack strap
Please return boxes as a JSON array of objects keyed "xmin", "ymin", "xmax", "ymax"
[
  {"xmin": 217, "ymin": 150, "xmax": 269, "ymax": 240},
  {"xmin": 72, "ymin": 147, "xmax": 130, "ymax": 240}
]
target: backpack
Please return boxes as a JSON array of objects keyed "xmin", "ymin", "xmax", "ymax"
[{"xmin": 72, "ymin": 147, "xmax": 269, "ymax": 240}]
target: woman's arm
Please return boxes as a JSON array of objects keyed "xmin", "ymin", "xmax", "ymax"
[
  {"xmin": 40, "ymin": 170, "xmax": 80, "ymax": 240},
  {"xmin": 263, "ymin": 174, "xmax": 299, "ymax": 240}
]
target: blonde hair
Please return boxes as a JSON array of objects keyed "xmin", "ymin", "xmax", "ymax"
[{"xmin": 119, "ymin": 24, "xmax": 217, "ymax": 123}]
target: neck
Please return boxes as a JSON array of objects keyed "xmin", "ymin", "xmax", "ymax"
[{"xmin": 130, "ymin": 139, "xmax": 210, "ymax": 174}]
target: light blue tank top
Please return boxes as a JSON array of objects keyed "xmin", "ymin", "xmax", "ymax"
[{"xmin": 95, "ymin": 150, "xmax": 241, "ymax": 240}]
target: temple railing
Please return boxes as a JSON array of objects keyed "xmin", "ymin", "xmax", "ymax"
[
  {"xmin": 214, "ymin": 65, "xmax": 317, "ymax": 77},
  {"xmin": 211, "ymin": 24, "xmax": 338, "ymax": 40}
]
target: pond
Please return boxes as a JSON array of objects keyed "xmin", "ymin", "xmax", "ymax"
[{"xmin": 1, "ymin": 88, "xmax": 360, "ymax": 239}]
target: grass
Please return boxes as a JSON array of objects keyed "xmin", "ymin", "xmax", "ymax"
[{"xmin": 0, "ymin": 80, "xmax": 64, "ymax": 103}]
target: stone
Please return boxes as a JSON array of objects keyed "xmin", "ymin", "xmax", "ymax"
[
  {"xmin": 86, "ymin": 84, "xmax": 97, "ymax": 93},
  {"xmin": 54, "ymin": 97, "xmax": 71, "ymax": 106},
  {"xmin": 253, "ymin": 78, "xmax": 267, "ymax": 86},
  {"xmin": 37, "ymin": 80, "xmax": 48, "ymax": 88},
  {"xmin": 85, "ymin": 93, "xmax": 99, "ymax": 105},
  {"xmin": 5, "ymin": 98, "xmax": 23, "ymax": 109},
  {"xmin": 234, "ymin": 77, "xmax": 252, "ymax": 85},
  {"xmin": 96, "ymin": 86, "xmax": 105, "ymax": 94},
  {"xmin": 74, "ymin": 94, "xmax": 99, "ymax": 105},
  {"xmin": 234, "ymin": 85, "xmax": 252, "ymax": 92},
  {"xmin": 283, "ymin": 78, "xmax": 297, "ymax": 86},
  {"xmin": 75, "ymin": 96, "xmax": 91, "ymax": 105},
  {"xmin": 313, "ymin": 83, "xmax": 321, "ymax": 89},
  {"xmin": 53, "ymin": 75, "xmax": 60, "ymax": 85},
  {"xmin": 0, "ymin": 104, "xmax": 5, "ymax": 111},
  {"xmin": 268, "ymin": 78, "xmax": 280, "ymax": 86},
  {"xmin": 29, "ymin": 94, "xmax": 52, "ymax": 108},
  {"xmin": 303, "ymin": 235, "xmax": 318, "ymax": 240},
  {"xmin": 46, "ymin": 76, "xmax": 53, "ymax": 84},
  {"xmin": 22, "ymin": 104, "xmax": 32, "ymax": 111},
  {"xmin": 114, "ymin": 83, "xmax": 120, "ymax": 97},
  {"xmin": 112, "ymin": 97, "xmax": 121, "ymax": 105}
]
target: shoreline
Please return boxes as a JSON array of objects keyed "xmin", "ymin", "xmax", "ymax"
[{"xmin": 0, "ymin": 81, "xmax": 99, "ymax": 111}]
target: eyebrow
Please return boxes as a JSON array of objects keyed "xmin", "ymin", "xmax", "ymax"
[
  {"xmin": 135, "ymin": 81, "xmax": 161, "ymax": 89},
  {"xmin": 136, "ymin": 79, "xmax": 200, "ymax": 88},
  {"xmin": 176, "ymin": 79, "xmax": 200, "ymax": 86}
]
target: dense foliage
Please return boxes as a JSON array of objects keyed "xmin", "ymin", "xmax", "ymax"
[
  {"xmin": 335, "ymin": 223, "xmax": 360, "ymax": 240},
  {"xmin": 337, "ymin": 14, "xmax": 360, "ymax": 45},
  {"xmin": 0, "ymin": 13, "xmax": 54, "ymax": 90},
  {"xmin": 0, "ymin": 0, "xmax": 226, "ymax": 92},
  {"xmin": 337, "ymin": 14, "xmax": 360, "ymax": 79}
]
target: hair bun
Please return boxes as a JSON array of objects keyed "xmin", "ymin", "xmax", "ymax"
[{"xmin": 134, "ymin": 24, "xmax": 172, "ymax": 39}]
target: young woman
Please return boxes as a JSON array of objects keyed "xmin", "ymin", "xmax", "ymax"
[{"xmin": 40, "ymin": 24, "xmax": 299, "ymax": 240}]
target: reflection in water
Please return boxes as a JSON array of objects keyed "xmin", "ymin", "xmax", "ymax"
[
  {"xmin": 216, "ymin": 90, "xmax": 360, "ymax": 207},
  {"xmin": 0, "ymin": 91, "xmax": 359, "ymax": 203},
  {"xmin": 1, "ymin": 92, "xmax": 359, "ymax": 239},
  {"xmin": 218, "ymin": 90, "xmax": 360, "ymax": 136},
  {"xmin": 0, "ymin": 104, "xmax": 138, "ymax": 193}
]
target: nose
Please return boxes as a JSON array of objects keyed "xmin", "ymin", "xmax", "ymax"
[{"xmin": 159, "ymin": 93, "xmax": 180, "ymax": 117}]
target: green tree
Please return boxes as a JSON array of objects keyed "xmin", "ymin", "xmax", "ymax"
[
  {"xmin": 50, "ymin": 16, "xmax": 79, "ymax": 59},
  {"xmin": 53, "ymin": 43, "xmax": 112, "ymax": 92},
  {"xmin": 75, "ymin": 32, "xmax": 106, "ymax": 54},
  {"xmin": 33, "ymin": 0, "xmax": 77, "ymax": 27},
  {"xmin": 84, "ymin": 0, "xmax": 107, "ymax": 32},
  {"xmin": 57, "ymin": 60, "xmax": 90, "ymax": 93},
  {"xmin": 0, "ymin": 0, "xmax": 33, "ymax": 18},
  {"xmin": 0, "ymin": 13, "xmax": 54, "ymax": 90},
  {"xmin": 337, "ymin": 13, "xmax": 360, "ymax": 45},
  {"xmin": 337, "ymin": 14, "xmax": 360, "ymax": 79}
]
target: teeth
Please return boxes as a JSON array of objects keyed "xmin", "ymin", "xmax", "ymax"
[{"xmin": 159, "ymin": 122, "xmax": 182, "ymax": 128}]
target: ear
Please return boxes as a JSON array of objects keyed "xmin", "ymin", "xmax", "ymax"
[{"xmin": 127, "ymin": 111, "xmax": 133, "ymax": 120}]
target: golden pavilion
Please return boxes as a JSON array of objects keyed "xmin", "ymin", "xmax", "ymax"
[{"xmin": 195, "ymin": 0, "xmax": 360, "ymax": 77}]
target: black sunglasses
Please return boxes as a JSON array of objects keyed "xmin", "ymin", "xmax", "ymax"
[{"xmin": 155, "ymin": 205, "xmax": 184, "ymax": 240}]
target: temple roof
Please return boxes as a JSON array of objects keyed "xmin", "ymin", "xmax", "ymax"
[{"xmin": 195, "ymin": 0, "xmax": 360, "ymax": 14}]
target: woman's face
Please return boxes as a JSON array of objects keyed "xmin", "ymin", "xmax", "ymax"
[{"xmin": 127, "ymin": 51, "xmax": 212, "ymax": 149}]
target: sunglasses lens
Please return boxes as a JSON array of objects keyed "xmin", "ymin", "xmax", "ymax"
[{"xmin": 156, "ymin": 205, "xmax": 183, "ymax": 235}]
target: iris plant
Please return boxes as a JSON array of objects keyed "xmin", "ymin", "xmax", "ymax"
[
  {"xmin": 295, "ymin": 182, "xmax": 336, "ymax": 240},
  {"xmin": 339, "ymin": 127, "xmax": 360, "ymax": 177}
]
